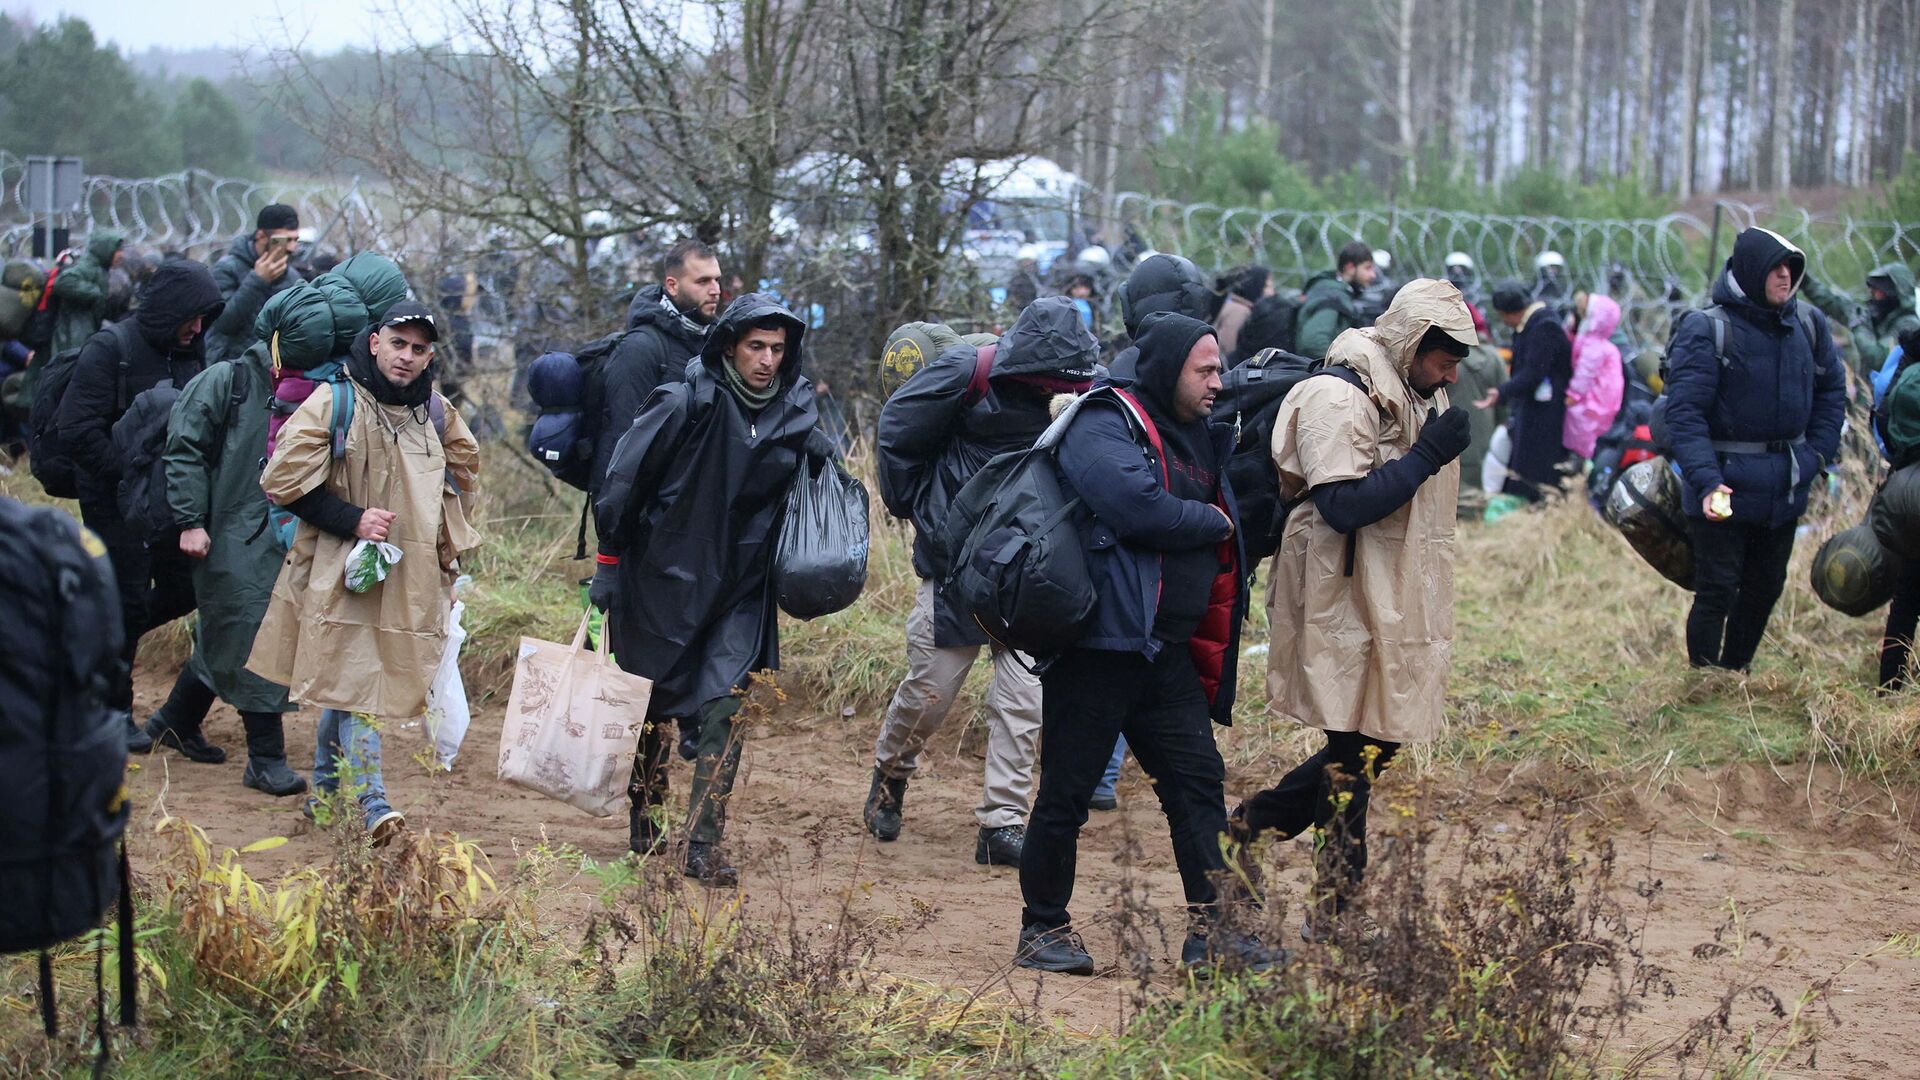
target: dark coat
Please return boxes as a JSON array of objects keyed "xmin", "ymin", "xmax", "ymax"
[
  {"xmin": 1665, "ymin": 229, "xmax": 1847, "ymax": 527},
  {"xmin": 877, "ymin": 296, "xmax": 1098, "ymax": 646},
  {"xmin": 1496, "ymin": 305, "xmax": 1574, "ymax": 489},
  {"xmin": 206, "ymin": 232, "xmax": 305, "ymax": 362},
  {"xmin": 594, "ymin": 294, "xmax": 818, "ymax": 715},
  {"xmin": 593, "ymin": 284, "xmax": 712, "ymax": 491},
  {"xmin": 50, "ymin": 230, "xmax": 123, "ymax": 355},
  {"xmin": 56, "ymin": 258, "xmax": 224, "ymax": 515},
  {"xmin": 1053, "ymin": 312, "xmax": 1246, "ymax": 725}
]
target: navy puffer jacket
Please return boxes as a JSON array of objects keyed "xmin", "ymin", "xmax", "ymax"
[{"xmin": 1664, "ymin": 228, "xmax": 1847, "ymax": 527}]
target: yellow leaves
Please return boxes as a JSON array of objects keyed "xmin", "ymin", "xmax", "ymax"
[{"xmin": 240, "ymin": 836, "xmax": 290, "ymax": 853}]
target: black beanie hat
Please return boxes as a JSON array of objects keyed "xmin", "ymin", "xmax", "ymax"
[
  {"xmin": 1491, "ymin": 279, "xmax": 1531, "ymax": 314},
  {"xmin": 257, "ymin": 203, "xmax": 299, "ymax": 232},
  {"xmin": 1233, "ymin": 265, "xmax": 1271, "ymax": 303}
]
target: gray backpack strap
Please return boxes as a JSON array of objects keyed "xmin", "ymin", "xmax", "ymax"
[{"xmin": 1701, "ymin": 306, "xmax": 1729, "ymax": 368}]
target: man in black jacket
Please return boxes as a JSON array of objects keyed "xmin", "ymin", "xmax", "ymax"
[
  {"xmin": 590, "ymin": 294, "xmax": 819, "ymax": 886},
  {"xmin": 206, "ymin": 203, "xmax": 302, "ymax": 362},
  {"xmin": 1476, "ymin": 280, "xmax": 1572, "ymax": 502},
  {"xmin": 55, "ymin": 257, "xmax": 224, "ymax": 748},
  {"xmin": 1014, "ymin": 312, "xmax": 1283, "ymax": 978},
  {"xmin": 592, "ymin": 239, "xmax": 724, "ymax": 490},
  {"xmin": 866, "ymin": 298, "xmax": 1098, "ymax": 866}
]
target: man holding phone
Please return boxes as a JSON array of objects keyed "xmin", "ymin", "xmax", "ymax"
[{"xmin": 207, "ymin": 204, "xmax": 304, "ymax": 362}]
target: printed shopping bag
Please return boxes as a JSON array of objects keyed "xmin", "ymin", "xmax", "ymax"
[{"xmin": 497, "ymin": 613, "xmax": 652, "ymax": 817}]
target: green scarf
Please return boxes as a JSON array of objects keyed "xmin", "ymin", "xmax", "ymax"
[{"xmin": 720, "ymin": 359, "xmax": 780, "ymax": 412}]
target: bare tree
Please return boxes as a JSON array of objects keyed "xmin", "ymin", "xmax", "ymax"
[
  {"xmin": 1632, "ymin": 0, "xmax": 1657, "ymax": 183},
  {"xmin": 1773, "ymin": 0, "xmax": 1796, "ymax": 192},
  {"xmin": 1564, "ymin": 0, "xmax": 1587, "ymax": 178},
  {"xmin": 1677, "ymin": 0, "xmax": 1700, "ymax": 198}
]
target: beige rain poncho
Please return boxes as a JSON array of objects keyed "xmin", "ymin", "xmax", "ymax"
[
  {"xmin": 248, "ymin": 378, "xmax": 481, "ymax": 719},
  {"xmin": 1265, "ymin": 278, "xmax": 1476, "ymax": 744}
]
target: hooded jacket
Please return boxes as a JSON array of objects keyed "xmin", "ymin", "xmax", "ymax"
[
  {"xmin": 1052, "ymin": 312, "xmax": 1246, "ymax": 724},
  {"xmin": 1803, "ymin": 262, "xmax": 1920, "ymax": 377},
  {"xmin": 57, "ymin": 257, "xmax": 224, "ymax": 512},
  {"xmin": 593, "ymin": 293, "xmax": 818, "ymax": 715},
  {"xmin": 1664, "ymin": 228, "xmax": 1846, "ymax": 527},
  {"xmin": 1108, "ymin": 253, "xmax": 1214, "ymax": 384},
  {"xmin": 206, "ymin": 231, "xmax": 306, "ymax": 362},
  {"xmin": 594, "ymin": 284, "xmax": 714, "ymax": 491},
  {"xmin": 163, "ymin": 287, "xmax": 337, "ymax": 713},
  {"xmin": 247, "ymin": 319, "xmax": 482, "ymax": 719},
  {"xmin": 50, "ymin": 230, "xmax": 125, "ymax": 355},
  {"xmin": 879, "ymin": 297, "xmax": 1098, "ymax": 646},
  {"xmin": 1495, "ymin": 301, "xmax": 1574, "ymax": 490},
  {"xmin": 1564, "ymin": 293, "xmax": 1626, "ymax": 459},
  {"xmin": 1296, "ymin": 269, "xmax": 1364, "ymax": 360},
  {"xmin": 1266, "ymin": 279, "xmax": 1473, "ymax": 744}
]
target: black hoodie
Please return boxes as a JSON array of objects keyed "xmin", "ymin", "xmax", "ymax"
[
  {"xmin": 1129, "ymin": 311, "xmax": 1225, "ymax": 642},
  {"xmin": 1726, "ymin": 227, "xmax": 1806, "ymax": 307},
  {"xmin": 59, "ymin": 257, "xmax": 225, "ymax": 504}
]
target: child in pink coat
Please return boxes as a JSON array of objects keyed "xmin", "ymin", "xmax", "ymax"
[{"xmin": 1564, "ymin": 292, "xmax": 1625, "ymax": 460}]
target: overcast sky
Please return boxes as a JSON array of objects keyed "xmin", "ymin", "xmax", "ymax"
[{"xmin": 32, "ymin": 0, "xmax": 388, "ymax": 53}]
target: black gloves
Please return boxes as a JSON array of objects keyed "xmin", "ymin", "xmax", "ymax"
[
  {"xmin": 1411, "ymin": 406, "xmax": 1472, "ymax": 470},
  {"xmin": 589, "ymin": 561, "xmax": 620, "ymax": 613}
]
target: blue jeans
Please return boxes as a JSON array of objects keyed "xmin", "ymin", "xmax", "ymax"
[
  {"xmin": 1093, "ymin": 736, "xmax": 1127, "ymax": 801},
  {"xmin": 314, "ymin": 709, "xmax": 391, "ymax": 818}
]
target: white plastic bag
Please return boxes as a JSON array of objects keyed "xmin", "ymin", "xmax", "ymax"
[
  {"xmin": 498, "ymin": 613, "xmax": 653, "ymax": 817},
  {"xmin": 423, "ymin": 599, "xmax": 471, "ymax": 769},
  {"xmin": 344, "ymin": 539, "xmax": 403, "ymax": 593}
]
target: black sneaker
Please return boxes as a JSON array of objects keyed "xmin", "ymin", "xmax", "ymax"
[
  {"xmin": 124, "ymin": 713, "xmax": 153, "ymax": 754},
  {"xmin": 975, "ymin": 824, "xmax": 1025, "ymax": 866},
  {"xmin": 1089, "ymin": 792, "xmax": 1118, "ymax": 812},
  {"xmin": 146, "ymin": 717, "xmax": 228, "ymax": 764},
  {"xmin": 1181, "ymin": 927, "xmax": 1290, "ymax": 977},
  {"xmin": 1015, "ymin": 923, "xmax": 1095, "ymax": 975},
  {"xmin": 863, "ymin": 768, "xmax": 907, "ymax": 842},
  {"xmin": 684, "ymin": 841, "xmax": 739, "ymax": 888}
]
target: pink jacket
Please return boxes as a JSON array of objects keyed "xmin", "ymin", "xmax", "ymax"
[{"xmin": 1563, "ymin": 294, "xmax": 1625, "ymax": 459}]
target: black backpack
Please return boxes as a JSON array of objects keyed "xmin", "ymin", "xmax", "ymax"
[
  {"xmin": 1230, "ymin": 293, "xmax": 1304, "ymax": 364},
  {"xmin": 526, "ymin": 329, "xmax": 626, "ymax": 492},
  {"xmin": 941, "ymin": 386, "xmax": 1158, "ymax": 657},
  {"xmin": 0, "ymin": 496, "xmax": 137, "ymax": 1055},
  {"xmin": 113, "ymin": 364, "xmax": 249, "ymax": 548},
  {"xmin": 27, "ymin": 320, "xmax": 134, "ymax": 500},
  {"xmin": 1219, "ymin": 352, "xmax": 1356, "ymax": 564}
]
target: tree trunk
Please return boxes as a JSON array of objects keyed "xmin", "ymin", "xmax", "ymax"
[
  {"xmin": 1256, "ymin": 0, "xmax": 1276, "ymax": 120},
  {"xmin": 1567, "ymin": 0, "xmax": 1587, "ymax": 178},
  {"xmin": 1852, "ymin": 0, "xmax": 1874, "ymax": 185},
  {"xmin": 1455, "ymin": 0, "xmax": 1478, "ymax": 181},
  {"xmin": 1528, "ymin": 0, "xmax": 1547, "ymax": 165},
  {"xmin": 1772, "ymin": 0, "xmax": 1794, "ymax": 194},
  {"xmin": 1396, "ymin": 0, "xmax": 1418, "ymax": 191},
  {"xmin": 1632, "ymin": 0, "xmax": 1657, "ymax": 184},
  {"xmin": 1678, "ymin": 0, "xmax": 1700, "ymax": 197}
]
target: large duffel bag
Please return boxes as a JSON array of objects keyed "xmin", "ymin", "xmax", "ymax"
[{"xmin": 1811, "ymin": 523, "xmax": 1898, "ymax": 617}]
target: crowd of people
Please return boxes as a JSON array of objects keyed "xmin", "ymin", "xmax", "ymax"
[{"xmin": 6, "ymin": 196, "xmax": 1917, "ymax": 980}]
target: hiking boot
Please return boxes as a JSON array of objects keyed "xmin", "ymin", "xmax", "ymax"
[
  {"xmin": 629, "ymin": 803, "xmax": 667, "ymax": 857},
  {"xmin": 146, "ymin": 715, "xmax": 227, "ymax": 764},
  {"xmin": 684, "ymin": 840, "xmax": 739, "ymax": 887},
  {"xmin": 239, "ymin": 712, "xmax": 309, "ymax": 797},
  {"xmin": 1014, "ymin": 923, "xmax": 1095, "ymax": 975},
  {"xmin": 863, "ymin": 768, "xmax": 907, "ymax": 842},
  {"xmin": 366, "ymin": 806, "xmax": 406, "ymax": 848},
  {"xmin": 124, "ymin": 713, "xmax": 153, "ymax": 754},
  {"xmin": 1181, "ymin": 927, "xmax": 1290, "ymax": 977},
  {"xmin": 975, "ymin": 824, "xmax": 1025, "ymax": 866},
  {"xmin": 1089, "ymin": 792, "xmax": 1119, "ymax": 812}
]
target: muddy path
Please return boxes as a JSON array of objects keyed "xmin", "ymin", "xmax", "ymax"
[{"xmin": 122, "ymin": 666, "xmax": 1920, "ymax": 1076}]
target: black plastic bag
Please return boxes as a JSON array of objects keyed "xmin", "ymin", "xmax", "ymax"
[
  {"xmin": 775, "ymin": 456, "xmax": 870, "ymax": 619},
  {"xmin": 1603, "ymin": 456, "xmax": 1695, "ymax": 590},
  {"xmin": 1870, "ymin": 460, "xmax": 1920, "ymax": 562},
  {"xmin": 1811, "ymin": 523, "xmax": 1898, "ymax": 616}
]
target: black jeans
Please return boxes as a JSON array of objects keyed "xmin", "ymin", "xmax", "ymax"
[
  {"xmin": 1879, "ymin": 558, "xmax": 1920, "ymax": 689},
  {"xmin": 1235, "ymin": 730, "xmax": 1400, "ymax": 890},
  {"xmin": 1685, "ymin": 517, "xmax": 1798, "ymax": 670},
  {"xmin": 80, "ymin": 497, "xmax": 196, "ymax": 712},
  {"xmin": 1020, "ymin": 645, "xmax": 1229, "ymax": 930}
]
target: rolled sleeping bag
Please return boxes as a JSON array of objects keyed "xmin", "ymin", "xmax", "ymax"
[{"xmin": 1811, "ymin": 523, "xmax": 1898, "ymax": 616}]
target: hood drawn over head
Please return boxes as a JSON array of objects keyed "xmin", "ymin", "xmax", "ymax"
[
  {"xmin": 1723, "ymin": 227, "xmax": 1805, "ymax": 308},
  {"xmin": 256, "ymin": 282, "xmax": 337, "ymax": 371},
  {"xmin": 1866, "ymin": 263, "xmax": 1917, "ymax": 315},
  {"xmin": 1123, "ymin": 253, "xmax": 1213, "ymax": 338},
  {"xmin": 86, "ymin": 230, "xmax": 124, "ymax": 265},
  {"xmin": 134, "ymin": 257, "xmax": 224, "ymax": 348},
  {"xmin": 995, "ymin": 296, "xmax": 1099, "ymax": 380},
  {"xmin": 1365, "ymin": 278, "xmax": 1477, "ymax": 376},
  {"xmin": 1578, "ymin": 293, "xmax": 1622, "ymax": 341},
  {"xmin": 701, "ymin": 292, "xmax": 806, "ymax": 387},
  {"xmin": 1130, "ymin": 310, "xmax": 1216, "ymax": 416}
]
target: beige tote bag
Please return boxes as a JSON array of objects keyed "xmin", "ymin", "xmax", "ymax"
[{"xmin": 498, "ymin": 614, "xmax": 652, "ymax": 817}]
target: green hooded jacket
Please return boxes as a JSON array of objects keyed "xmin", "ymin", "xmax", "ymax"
[
  {"xmin": 1802, "ymin": 263, "xmax": 1919, "ymax": 377},
  {"xmin": 1295, "ymin": 269, "xmax": 1364, "ymax": 360},
  {"xmin": 49, "ymin": 229, "xmax": 124, "ymax": 354},
  {"xmin": 164, "ymin": 284, "xmax": 337, "ymax": 711}
]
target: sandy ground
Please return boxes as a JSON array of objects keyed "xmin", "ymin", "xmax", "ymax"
[{"xmin": 122, "ymin": 667, "xmax": 1919, "ymax": 1077}]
